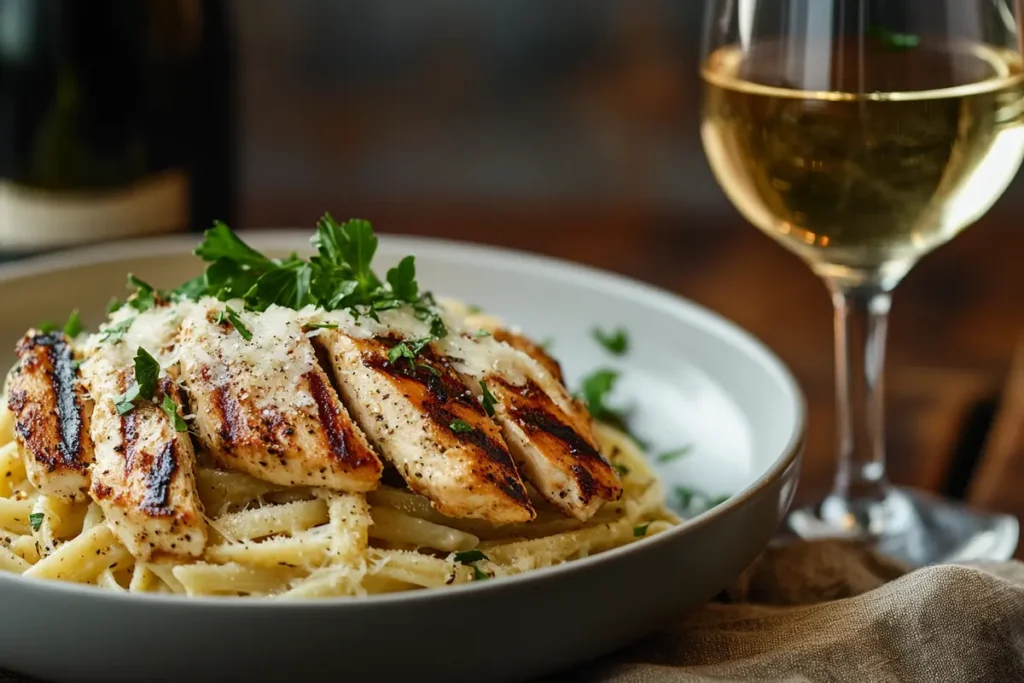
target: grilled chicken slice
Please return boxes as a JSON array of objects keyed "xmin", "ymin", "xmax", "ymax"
[
  {"xmin": 178, "ymin": 302, "xmax": 382, "ymax": 492},
  {"xmin": 311, "ymin": 314, "xmax": 535, "ymax": 524},
  {"xmin": 438, "ymin": 298, "xmax": 564, "ymax": 383},
  {"xmin": 441, "ymin": 334, "xmax": 622, "ymax": 521},
  {"xmin": 6, "ymin": 331, "xmax": 93, "ymax": 502},
  {"xmin": 80, "ymin": 329, "xmax": 207, "ymax": 560}
]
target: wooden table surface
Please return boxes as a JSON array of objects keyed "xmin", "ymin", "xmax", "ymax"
[{"xmin": 248, "ymin": 198, "xmax": 1024, "ymax": 557}]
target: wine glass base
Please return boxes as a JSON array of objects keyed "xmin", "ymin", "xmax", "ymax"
[{"xmin": 787, "ymin": 486, "xmax": 1019, "ymax": 567}]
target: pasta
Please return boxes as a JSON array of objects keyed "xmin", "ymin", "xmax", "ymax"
[{"xmin": 0, "ymin": 403, "xmax": 677, "ymax": 598}]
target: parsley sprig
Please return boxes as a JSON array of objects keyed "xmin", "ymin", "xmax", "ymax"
[{"xmin": 112, "ymin": 347, "xmax": 187, "ymax": 432}]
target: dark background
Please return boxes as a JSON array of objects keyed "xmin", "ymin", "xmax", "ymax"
[{"xmin": 231, "ymin": 2, "xmax": 1023, "ymax": 542}]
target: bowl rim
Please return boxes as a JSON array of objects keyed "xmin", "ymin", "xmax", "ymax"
[{"xmin": 0, "ymin": 231, "xmax": 807, "ymax": 608}]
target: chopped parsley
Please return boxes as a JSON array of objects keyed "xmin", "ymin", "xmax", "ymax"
[
  {"xmin": 579, "ymin": 369, "xmax": 624, "ymax": 426},
  {"xmin": 126, "ymin": 274, "xmax": 159, "ymax": 312},
  {"xmin": 161, "ymin": 395, "xmax": 188, "ymax": 433},
  {"xmin": 592, "ymin": 326, "xmax": 629, "ymax": 355},
  {"xmin": 224, "ymin": 306, "xmax": 252, "ymax": 341},
  {"xmin": 633, "ymin": 523, "xmax": 650, "ymax": 538},
  {"xmin": 449, "ymin": 419, "xmax": 473, "ymax": 434},
  {"xmin": 98, "ymin": 317, "xmax": 135, "ymax": 344},
  {"xmin": 106, "ymin": 297, "xmax": 124, "ymax": 315},
  {"xmin": 453, "ymin": 549, "xmax": 488, "ymax": 564},
  {"xmin": 478, "ymin": 380, "xmax": 498, "ymax": 417},
  {"xmin": 388, "ymin": 338, "xmax": 431, "ymax": 368},
  {"xmin": 303, "ymin": 322, "xmax": 339, "ymax": 331},
  {"xmin": 63, "ymin": 309, "xmax": 83, "ymax": 338},
  {"xmin": 475, "ymin": 329, "xmax": 492, "ymax": 338},
  {"xmin": 656, "ymin": 446, "xmax": 693, "ymax": 463},
  {"xmin": 29, "ymin": 512, "xmax": 44, "ymax": 532},
  {"xmin": 674, "ymin": 486, "xmax": 731, "ymax": 516},
  {"xmin": 112, "ymin": 348, "xmax": 160, "ymax": 415},
  {"xmin": 613, "ymin": 463, "xmax": 630, "ymax": 477},
  {"xmin": 37, "ymin": 321, "xmax": 57, "ymax": 334},
  {"xmin": 453, "ymin": 549, "xmax": 490, "ymax": 580}
]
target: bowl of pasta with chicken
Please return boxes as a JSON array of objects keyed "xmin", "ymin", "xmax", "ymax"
[{"xmin": 0, "ymin": 217, "xmax": 804, "ymax": 683}]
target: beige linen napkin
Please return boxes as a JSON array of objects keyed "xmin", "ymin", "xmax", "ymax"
[{"xmin": 558, "ymin": 540, "xmax": 1024, "ymax": 683}]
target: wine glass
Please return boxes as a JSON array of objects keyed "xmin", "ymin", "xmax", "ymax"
[{"xmin": 700, "ymin": 0, "xmax": 1024, "ymax": 566}]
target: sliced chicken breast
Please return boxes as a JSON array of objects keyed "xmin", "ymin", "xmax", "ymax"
[
  {"xmin": 311, "ymin": 314, "xmax": 535, "ymax": 524},
  {"xmin": 441, "ymin": 334, "xmax": 623, "ymax": 521},
  {"xmin": 80, "ymin": 341, "xmax": 207, "ymax": 561},
  {"xmin": 6, "ymin": 331, "xmax": 93, "ymax": 502},
  {"xmin": 178, "ymin": 302, "xmax": 382, "ymax": 492}
]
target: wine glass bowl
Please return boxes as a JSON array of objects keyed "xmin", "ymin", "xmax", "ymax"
[{"xmin": 700, "ymin": 0, "xmax": 1023, "ymax": 565}]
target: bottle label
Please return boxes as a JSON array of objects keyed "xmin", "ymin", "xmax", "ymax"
[{"xmin": 0, "ymin": 170, "xmax": 189, "ymax": 250}]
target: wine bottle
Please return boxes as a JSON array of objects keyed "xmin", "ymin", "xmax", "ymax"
[{"xmin": 0, "ymin": 0, "xmax": 236, "ymax": 260}]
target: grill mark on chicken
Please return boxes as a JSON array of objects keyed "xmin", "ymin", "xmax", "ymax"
[
  {"xmin": 363, "ymin": 351, "xmax": 532, "ymax": 507},
  {"xmin": 305, "ymin": 370, "xmax": 350, "ymax": 464},
  {"xmin": 209, "ymin": 385, "xmax": 243, "ymax": 450},
  {"xmin": 509, "ymin": 405, "xmax": 602, "ymax": 460},
  {"xmin": 13, "ymin": 333, "xmax": 88, "ymax": 470},
  {"xmin": 118, "ymin": 396, "xmax": 177, "ymax": 517},
  {"xmin": 142, "ymin": 441, "xmax": 177, "ymax": 513}
]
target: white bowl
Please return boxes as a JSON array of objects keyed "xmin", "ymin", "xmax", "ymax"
[{"xmin": 0, "ymin": 233, "xmax": 804, "ymax": 683}]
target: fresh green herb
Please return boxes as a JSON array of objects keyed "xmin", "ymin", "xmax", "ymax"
[
  {"xmin": 428, "ymin": 315, "xmax": 447, "ymax": 340},
  {"xmin": 674, "ymin": 485, "xmax": 696, "ymax": 510},
  {"xmin": 478, "ymin": 380, "xmax": 498, "ymax": 417},
  {"xmin": 183, "ymin": 216, "xmax": 446, "ymax": 341},
  {"xmin": 579, "ymin": 369, "xmax": 623, "ymax": 426},
  {"xmin": 454, "ymin": 549, "xmax": 489, "ymax": 564},
  {"xmin": 387, "ymin": 338, "xmax": 432, "ymax": 368},
  {"xmin": 169, "ymin": 275, "xmax": 206, "ymax": 302},
  {"xmin": 29, "ymin": 512, "xmax": 44, "ymax": 532},
  {"xmin": 418, "ymin": 362, "xmax": 441, "ymax": 377},
  {"xmin": 98, "ymin": 317, "xmax": 135, "ymax": 344},
  {"xmin": 386, "ymin": 255, "xmax": 419, "ymax": 302},
  {"xmin": 106, "ymin": 297, "xmax": 124, "ymax": 315},
  {"xmin": 656, "ymin": 446, "xmax": 693, "ymax": 463},
  {"xmin": 161, "ymin": 395, "xmax": 188, "ymax": 433},
  {"xmin": 113, "ymin": 348, "xmax": 160, "ymax": 414},
  {"xmin": 195, "ymin": 221, "xmax": 276, "ymax": 269},
  {"xmin": 454, "ymin": 549, "xmax": 491, "ymax": 578},
  {"xmin": 224, "ymin": 306, "xmax": 252, "ymax": 341},
  {"xmin": 38, "ymin": 321, "xmax": 58, "ymax": 334},
  {"xmin": 613, "ymin": 463, "xmax": 630, "ymax": 477},
  {"xmin": 450, "ymin": 419, "xmax": 473, "ymax": 434},
  {"xmin": 303, "ymin": 322, "xmax": 339, "ymax": 331},
  {"xmin": 475, "ymin": 329, "xmax": 492, "ymax": 338},
  {"xmin": 63, "ymin": 309, "xmax": 83, "ymax": 338},
  {"xmin": 592, "ymin": 326, "xmax": 629, "ymax": 355},
  {"xmin": 633, "ymin": 523, "xmax": 650, "ymax": 538},
  {"xmin": 114, "ymin": 386, "xmax": 141, "ymax": 415},
  {"xmin": 673, "ymin": 486, "xmax": 731, "ymax": 516},
  {"xmin": 127, "ymin": 274, "xmax": 159, "ymax": 312},
  {"xmin": 388, "ymin": 342, "xmax": 416, "ymax": 367},
  {"xmin": 867, "ymin": 24, "xmax": 919, "ymax": 50}
]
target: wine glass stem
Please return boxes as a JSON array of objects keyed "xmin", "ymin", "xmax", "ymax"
[{"xmin": 829, "ymin": 281, "xmax": 893, "ymax": 511}]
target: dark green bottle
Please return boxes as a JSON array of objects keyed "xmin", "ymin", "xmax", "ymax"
[{"xmin": 0, "ymin": 0, "xmax": 236, "ymax": 260}]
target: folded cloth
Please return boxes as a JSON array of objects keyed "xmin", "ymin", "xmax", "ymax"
[{"xmin": 561, "ymin": 540, "xmax": 1024, "ymax": 683}]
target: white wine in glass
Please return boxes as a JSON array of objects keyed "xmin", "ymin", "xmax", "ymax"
[{"xmin": 701, "ymin": 0, "xmax": 1024, "ymax": 565}]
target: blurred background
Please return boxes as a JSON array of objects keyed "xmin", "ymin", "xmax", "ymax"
[{"xmin": 0, "ymin": 0, "xmax": 1022, "ymax": 542}]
